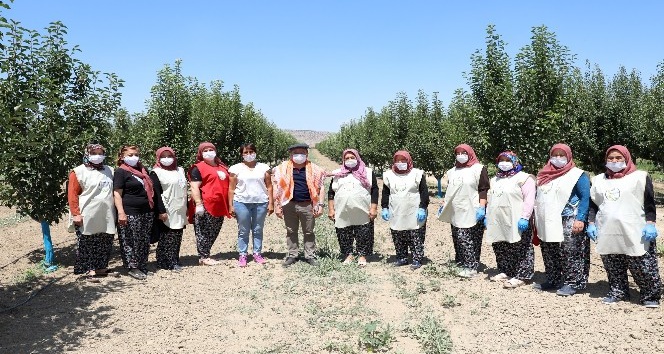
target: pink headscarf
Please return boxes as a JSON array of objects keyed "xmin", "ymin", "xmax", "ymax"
[
  {"xmin": 331, "ymin": 149, "xmax": 370, "ymax": 189},
  {"xmin": 195, "ymin": 142, "xmax": 227, "ymax": 168},
  {"xmin": 536, "ymin": 143, "xmax": 575, "ymax": 186},
  {"xmin": 153, "ymin": 146, "xmax": 177, "ymax": 171},
  {"xmin": 454, "ymin": 144, "xmax": 480, "ymax": 168},
  {"xmin": 392, "ymin": 150, "xmax": 413, "ymax": 175},
  {"xmin": 605, "ymin": 145, "xmax": 636, "ymax": 179}
]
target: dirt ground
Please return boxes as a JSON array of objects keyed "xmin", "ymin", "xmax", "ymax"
[{"xmin": 2, "ymin": 149, "xmax": 664, "ymax": 353}]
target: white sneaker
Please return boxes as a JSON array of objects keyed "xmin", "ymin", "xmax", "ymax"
[
  {"xmin": 490, "ymin": 273, "xmax": 509, "ymax": 282},
  {"xmin": 457, "ymin": 268, "xmax": 478, "ymax": 278},
  {"xmin": 503, "ymin": 278, "xmax": 526, "ymax": 288}
]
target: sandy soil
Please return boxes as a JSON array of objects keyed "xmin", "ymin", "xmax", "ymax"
[{"xmin": 1, "ymin": 150, "xmax": 664, "ymax": 353}]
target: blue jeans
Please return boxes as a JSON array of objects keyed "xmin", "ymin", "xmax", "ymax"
[{"xmin": 234, "ymin": 201, "xmax": 268, "ymax": 255}]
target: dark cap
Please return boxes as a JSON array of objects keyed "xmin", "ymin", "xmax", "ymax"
[{"xmin": 287, "ymin": 143, "xmax": 309, "ymax": 151}]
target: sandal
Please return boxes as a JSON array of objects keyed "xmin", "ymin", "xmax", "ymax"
[
  {"xmin": 199, "ymin": 258, "xmax": 220, "ymax": 266},
  {"xmin": 342, "ymin": 255, "xmax": 354, "ymax": 264},
  {"xmin": 357, "ymin": 257, "xmax": 367, "ymax": 267},
  {"xmin": 80, "ymin": 271, "xmax": 101, "ymax": 283}
]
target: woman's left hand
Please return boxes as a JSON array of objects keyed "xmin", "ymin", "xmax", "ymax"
[{"xmin": 159, "ymin": 213, "xmax": 168, "ymax": 222}]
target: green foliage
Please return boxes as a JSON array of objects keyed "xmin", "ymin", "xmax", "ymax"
[
  {"xmin": 357, "ymin": 321, "xmax": 394, "ymax": 352},
  {"xmin": 412, "ymin": 315, "xmax": 453, "ymax": 354}
]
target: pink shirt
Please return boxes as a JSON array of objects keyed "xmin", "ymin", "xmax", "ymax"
[{"xmin": 520, "ymin": 177, "xmax": 536, "ymax": 219}]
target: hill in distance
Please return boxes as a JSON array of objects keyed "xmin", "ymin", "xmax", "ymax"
[{"xmin": 285, "ymin": 130, "xmax": 332, "ymax": 148}]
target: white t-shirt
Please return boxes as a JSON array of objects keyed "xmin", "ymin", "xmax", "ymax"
[{"xmin": 228, "ymin": 162, "xmax": 271, "ymax": 203}]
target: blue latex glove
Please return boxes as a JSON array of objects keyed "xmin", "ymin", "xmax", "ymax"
[
  {"xmin": 381, "ymin": 208, "xmax": 390, "ymax": 221},
  {"xmin": 586, "ymin": 224, "xmax": 597, "ymax": 242},
  {"xmin": 416, "ymin": 208, "xmax": 427, "ymax": 222},
  {"xmin": 475, "ymin": 207, "xmax": 486, "ymax": 222},
  {"xmin": 643, "ymin": 223, "xmax": 658, "ymax": 242},
  {"xmin": 517, "ymin": 218, "xmax": 529, "ymax": 234}
]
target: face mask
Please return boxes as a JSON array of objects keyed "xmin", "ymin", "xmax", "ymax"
[
  {"xmin": 456, "ymin": 154, "xmax": 469, "ymax": 164},
  {"xmin": 202, "ymin": 151, "xmax": 216, "ymax": 160},
  {"xmin": 124, "ymin": 156, "xmax": 139, "ymax": 167},
  {"xmin": 394, "ymin": 162, "xmax": 408, "ymax": 171},
  {"xmin": 88, "ymin": 155, "xmax": 105, "ymax": 164},
  {"xmin": 160, "ymin": 157, "xmax": 174, "ymax": 166},
  {"xmin": 550, "ymin": 157, "xmax": 567, "ymax": 168},
  {"xmin": 606, "ymin": 161, "xmax": 627, "ymax": 172},
  {"xmin": 243, "ymin": 153, "xmax": 256, "ymax": 163},
  {"xmin": 497, "ymin": 161, "xmax": 514, "ymax": 172},
  {"xmin": 344, "ymin": 159, "xmax": 358, "ymax": 168},
  {"xmin": 292, "ymin": 154, "xmax": 307, "ymax": 164}
]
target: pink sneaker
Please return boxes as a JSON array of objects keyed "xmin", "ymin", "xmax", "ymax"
[
  {"xmin": 238, "ymin": 255, "xmax": 248, "ymax": 267},
  {"xmin": 253, "ymin": 253, "xmax": 267, "ymax": 264}
]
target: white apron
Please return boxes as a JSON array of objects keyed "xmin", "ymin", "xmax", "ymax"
[
  {"xmin": 438, "ymin": 163, "xmax": 483, "ymax": 228},
  {"xmin": 486, "ymin": 171, "xmax": 532, "ymax": 244},
  {"xmin": 383, "ymin": 169, "xmax": 424, "ymax": 231},
  {"xmin": 332, "ymin": 169, "xmax": 372, "ymax": 228},
  {"xmin": 591, "ymin": 171, "xmax": 648, "ymax": 256},
  {"xmin": 73, "ymin": 164, "xmax": 116, "ymax": 235},
  {"xmin": 534, "ymin": 167, "xmax": 584, "ymax": 242},
  {"xmin": 153, "ymin": 167, "xmax": 188, "ymax": 229}
]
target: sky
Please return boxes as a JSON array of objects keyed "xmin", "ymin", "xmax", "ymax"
[{"xmin": 6, "ymin": 1, "xmax": 664, "ymax": 132}]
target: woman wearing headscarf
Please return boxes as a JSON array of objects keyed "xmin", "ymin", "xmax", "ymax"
[
  {"xmin": 228, "ymin": 143, "xmax": 273, "ymax": 267},
  {"xmin": 188, "ymin": 142, "xmax": 231, "ymax": 266},
  {"xmin": 437, "ymin": 144, "xmax": 489, "ymax": 278},
  {"xmin": 150, "ymin": 147, "xmax": 188, "ymax": 272},
  {"xmin": 587, "ymin": 145, "xmax": 661, "ymax": 307},
  {"xmin": 113, "ymin": 145, "xmax": 154, "ymax": 280},
  {"xmin": 485, "ymin": 151, "xmax": 535, "ymax": 288},
  {"xmin": 327, "ymin": 149, "xmax": 379, "ymax": 266},
  {"xmin": 381, "ymin": 150, "xmax": 430, "ymax": 270},
  {"xmin": 534, "ymin": 144, "xmax": 590, "ymax": 296},
  {"xmin": 68, "ymin": 144, "xmax": 116, "ymax": 280}
]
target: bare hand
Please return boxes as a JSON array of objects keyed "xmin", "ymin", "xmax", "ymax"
[
  {"xmin": 73, "ymin": 215, "xmax": 83, "ymax": 226},
  {"xmin": 328, "ymin": 208, "xmax": 335, "ymax": 221},
  {"xmin": 118, "ymin": 212, "xmax": 128, "ymax": 226},
  {"xmin": 267, "ymin": 205, "xmax": 274, "ymax": 216},
  {"xmin": 572, "ymin": 220, "xmax": 585, "ymax": 234},
  {"xmin": 313, "ymin": 205, "xmax": 324, "ymax": 218},
  {"xmin": 275, "ymin": 209, "xmax": 283, "ymax": 219},
  {"xmin": 369, "ymin": 208, "xmax": 377, "ymax": 221},
  {"xmin": 159, "ymin": 213, "xmax": 168, "ymax": 222},
  {"xmin": 229, "ymin": 207, "xmax": 236, "ymax": 218}
]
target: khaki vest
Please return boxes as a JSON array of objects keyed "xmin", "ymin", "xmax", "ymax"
[
  {"xmin": 383, "ymin": 169, "xmax": 424, "ymax": 231},
  {"xmin": 153, "ymin": 167, "xmax": 188, "ymax": 229},
  {"xmin": 438, "ymin": 163, "xmax": 483, "ymax": 228},
  {"xmin": 534, "ymin": 167, "xmax": 584, "ymax": 242},
  {"xmin": 73, "ymin": 164, "xmax": 116, "ymax": 235},
  {"xmin": 331, "ymin": 169, "xmax": 373, "ymax": 228},
  {"xmin": 591, "ymin": 171, "xmax": 648, "ymax": 256},
  {"xmin": 486, "ymin": 171, "xmax": 533, "ymax": 244}
]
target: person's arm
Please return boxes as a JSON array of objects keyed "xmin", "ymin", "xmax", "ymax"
[
  {"xmin": 328, "ymin": 179, "xmax": 336, "ymax": 220},
  {"xmin": 67, "ymin": 171, "xmax": 83, "ymax": 225},
  {"xmin": 574, "ymin": 173, "xmax": 591, "ymax": 222},
  {"xmin": 369, "ymin": 173, "xmax": 378, "ymax": 220},
  {"xmin": 645, "ymin": 175, "xmax": 656, "ymax": 223},
  {"xmin": 381, "ymin": 181, "xmax": 390, "ymax": 209},
  {"xmin": 150, "ymin": 171, "xmax": 168, "ymax": 221},
  {"xmin": 313, "ymin": 167, "xmax": 326, "ymax": 217},
  {"xmin": 228, "ymin": 172, "xmax": 237, "ymax": 218},
  {"xmin": 520, "ymin": 177, "xmax": 536, "ymax": 219},
  {"xmin": 478, "ymin": 166, "xmax": 489, "ymax": 207},
  {"xmin": 264, "ymin": 170, "xmax": 274, "ymax": 216},
  {"xmin": 418, "ymin": 174, "xmax": 430, "ymax": 209},
  {"xmin": 272, "ymin": 166, "xmax": 283, "ymax": 219},
  {"xmin": 189, "ymin": 166, "xmax": 205, "ymax": 214},
  {"xmin": 588, "ymin": 201, "xmax": 598, "ymax": 223},
  {"xmin": 113, "ymin": 169, "xmax": 127, "ymax": 226}
]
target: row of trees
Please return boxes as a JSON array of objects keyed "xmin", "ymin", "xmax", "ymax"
[{"xmin": 318, "ymin": 25, "xmax": 664, "ymax": 179}]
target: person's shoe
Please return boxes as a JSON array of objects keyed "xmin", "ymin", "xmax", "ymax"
[
  {"xmin": 503, "ymin": 278, "xmax": 525, "ymax": 288},
  {"xmin": 457, "ymin": 268, "xmax": 478, "ymax": 278},
  {"xmin": 199, "ymin": 258, "xmax": 220, "ymax": 266},
  {"xmin": 357, "ymin": 257, "xmax": 367, "ymax": 267},
  {"xmin": 342, "ymin": 255, "xmax": 354, "ymax": 264},
  {"xmin": 393, "ymin": 258, "xmax": 409, "ymax": 267},
  {"xmin": 128, "ymin": 269, "xmax": 147, "ymax": 280},
  {"xmin": 282, "ymin": 257, "xmax": 298, "ymax": 267},
  {"xmin": 602, "ymin": 296, "xmax": 621, "ymax": 304},
  {"xmin": 490, "ymin": 273, "xmax": 509, "ymax": 282},
  {"xmin": 253, "ymin": 253, "xmax": 267, "ymax": 265},
  {"xmin": 305, "ymin": 258, "xmax": 319, "ymax": 266},
  {"xmin": 534, "ymin": 281, "xmax": 559, "ymax": 291},
  {"xmin": 643, "ymin": 300, "xmax": 660, "ymax": 308},
  {"xmin": 556, "ymin": 285, "xmax": 577, "ymax": 296},
  {"xmin": 238, "ymin": 255, "xmax": 248, "ymax": 268},
  {"xmin": 410, "ymin": 261, "xmax": 422, "ymax": 270},
  {"xmin": 172, "ymin": 265, "xmax": 183, "ymax": 272}
]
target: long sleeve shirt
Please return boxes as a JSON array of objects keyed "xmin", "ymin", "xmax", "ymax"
[
  {"xmin": 328, "ymin": 173, "xmax": 379, "ymax": 204},
  {"xmin": 520, "ymin": 177, "xmax": 536, "ymax": 219},
  {"xmin": 560, "ymin": 173, "xmax": 591, "ymax": 222},
  {"xmin": 67, "ymin": 171, "xmax": 82, "ymax": 215},
  {"xmin": 149, "ymin": 171, "xmax": 167, "ymax": 215},
  {"xmin": 477, "ymin": 166, "xmax": 490, "ymax": 200},
  {"xmin": 588, "ymin": 175, "xmax": 656, "ymax": 223},
  {"xmin": 381, "ymin": 174, "xmax": 430, "ymax": 209}
]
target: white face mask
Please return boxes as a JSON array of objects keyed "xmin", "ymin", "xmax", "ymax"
[
  {"xmin": 344, "ymin": 159, "xmax": 358, "ymax": 168},
  {"xmin": 550, "ymin": 157, "xmax": 567, "ymax": 168},
  {"xmin": 88, "ymin": 155, "xmax": 105, "ymax": 164},
  {"xmin": 202, "ymin": 151, "xmax": 216, "ymax": 160},
  {"xmin": 606, "ymin": 161, "xmax": 627, "ymax": 172},
  {"xmin": 497, "ymin": 161, "xmax": 514, "ymax": 172},
  {"xmin": 292, "ymin": 154, "xmax": 307, "ymax": 164},
  {"xmin": 394, "ymin": 162, "xmax": 408, "ymax": 171},
  {"xmin": 124, "ymin": 155, "xmax": 139, "ymax": 167},
  {"xmin": 456, "ymin": 154, "xmax": 469, "ymax": 164},
  {"xmin": 243, "ymin": 153, "xmax": 256, "ymax": 163},
  {"xmin": 160, "ymin": 157, "xmax": 174, "ymax": 166}
]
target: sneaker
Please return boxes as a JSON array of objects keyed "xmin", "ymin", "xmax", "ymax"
[
  {"xmin": 410, "ymin": 261, "xmax": 422, "ymax": 270},
  {"xmin": 602, "ymin": 296, "xmax": 621, "ymax": 304},
  {"xmin": 199, "ymin": 258, "xmax": 220, "ymax": 266},
  {"xmin": 253, "ymin": 253, "xmax": 267, "ymax": 265},
  {"xmin": 457, "ymin": 268, "xmax": 478, "ymax": 278},
  {"xmin": 305, "ymin": 258, "xmax": 319, "ymax": 266},
  {"xmin": 643, "ymin": 300, "xmax": 660, "ymax": 308},
  {"xmin": 172, "ymin": 265, "xmax": 183, "ymax": 272},
  {"xmin": 128, "ymin": 269, "xmax": 146, "ymax": 280},
  {"xmin": 503, "ymin": 278, "xmax": 525, "ymax": 288},
  {"xmin": 490, "ymin": 273, "xmax": 509, "ymax": 282},
  {"xmin": 534, "ymin": 281, "xmax": 559, "ymax": 291},
  {"xmin": 393, "ymin": 258, "xmax": 409, "ymax": 267},
  {"xmin": 238, "ymin": 255, "xmax": 248, "ymax": 267},
  {"xmin": 556, "ymin": 285, "xmax": 577, "ymax": 297},
  {"xmin": 282, "ymin": 257, "xmax": 298, "ymax": 267}
]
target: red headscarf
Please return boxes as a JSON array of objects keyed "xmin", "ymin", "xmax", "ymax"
[
  {"xmin": 196, "ymin": 142, "xmax": 227, "ymax": 167},
  {"xmin": 392, "ymin": 150, "xmax": 413, "ymax": 175},
  {"xmin": 153, "ymin": 146, "xmax": 177, "ymax": 171},
  {"xmin": 119, "ymin": 158, "xmax": 154, "ymax": 209},
  {"xmin": 454, "ymin": 144, "xmax": 480, "ymax": 168},
  {"xmin": 605, "ymin": 145, "xmax": 636, "ymax": 179},
  {"xmin": 330, "ymin": 149, "xmax": 370, "ymax": 189},
  {"xmin": 536, "ymin": 143, "xmax": 576, "ymax": 186}
]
